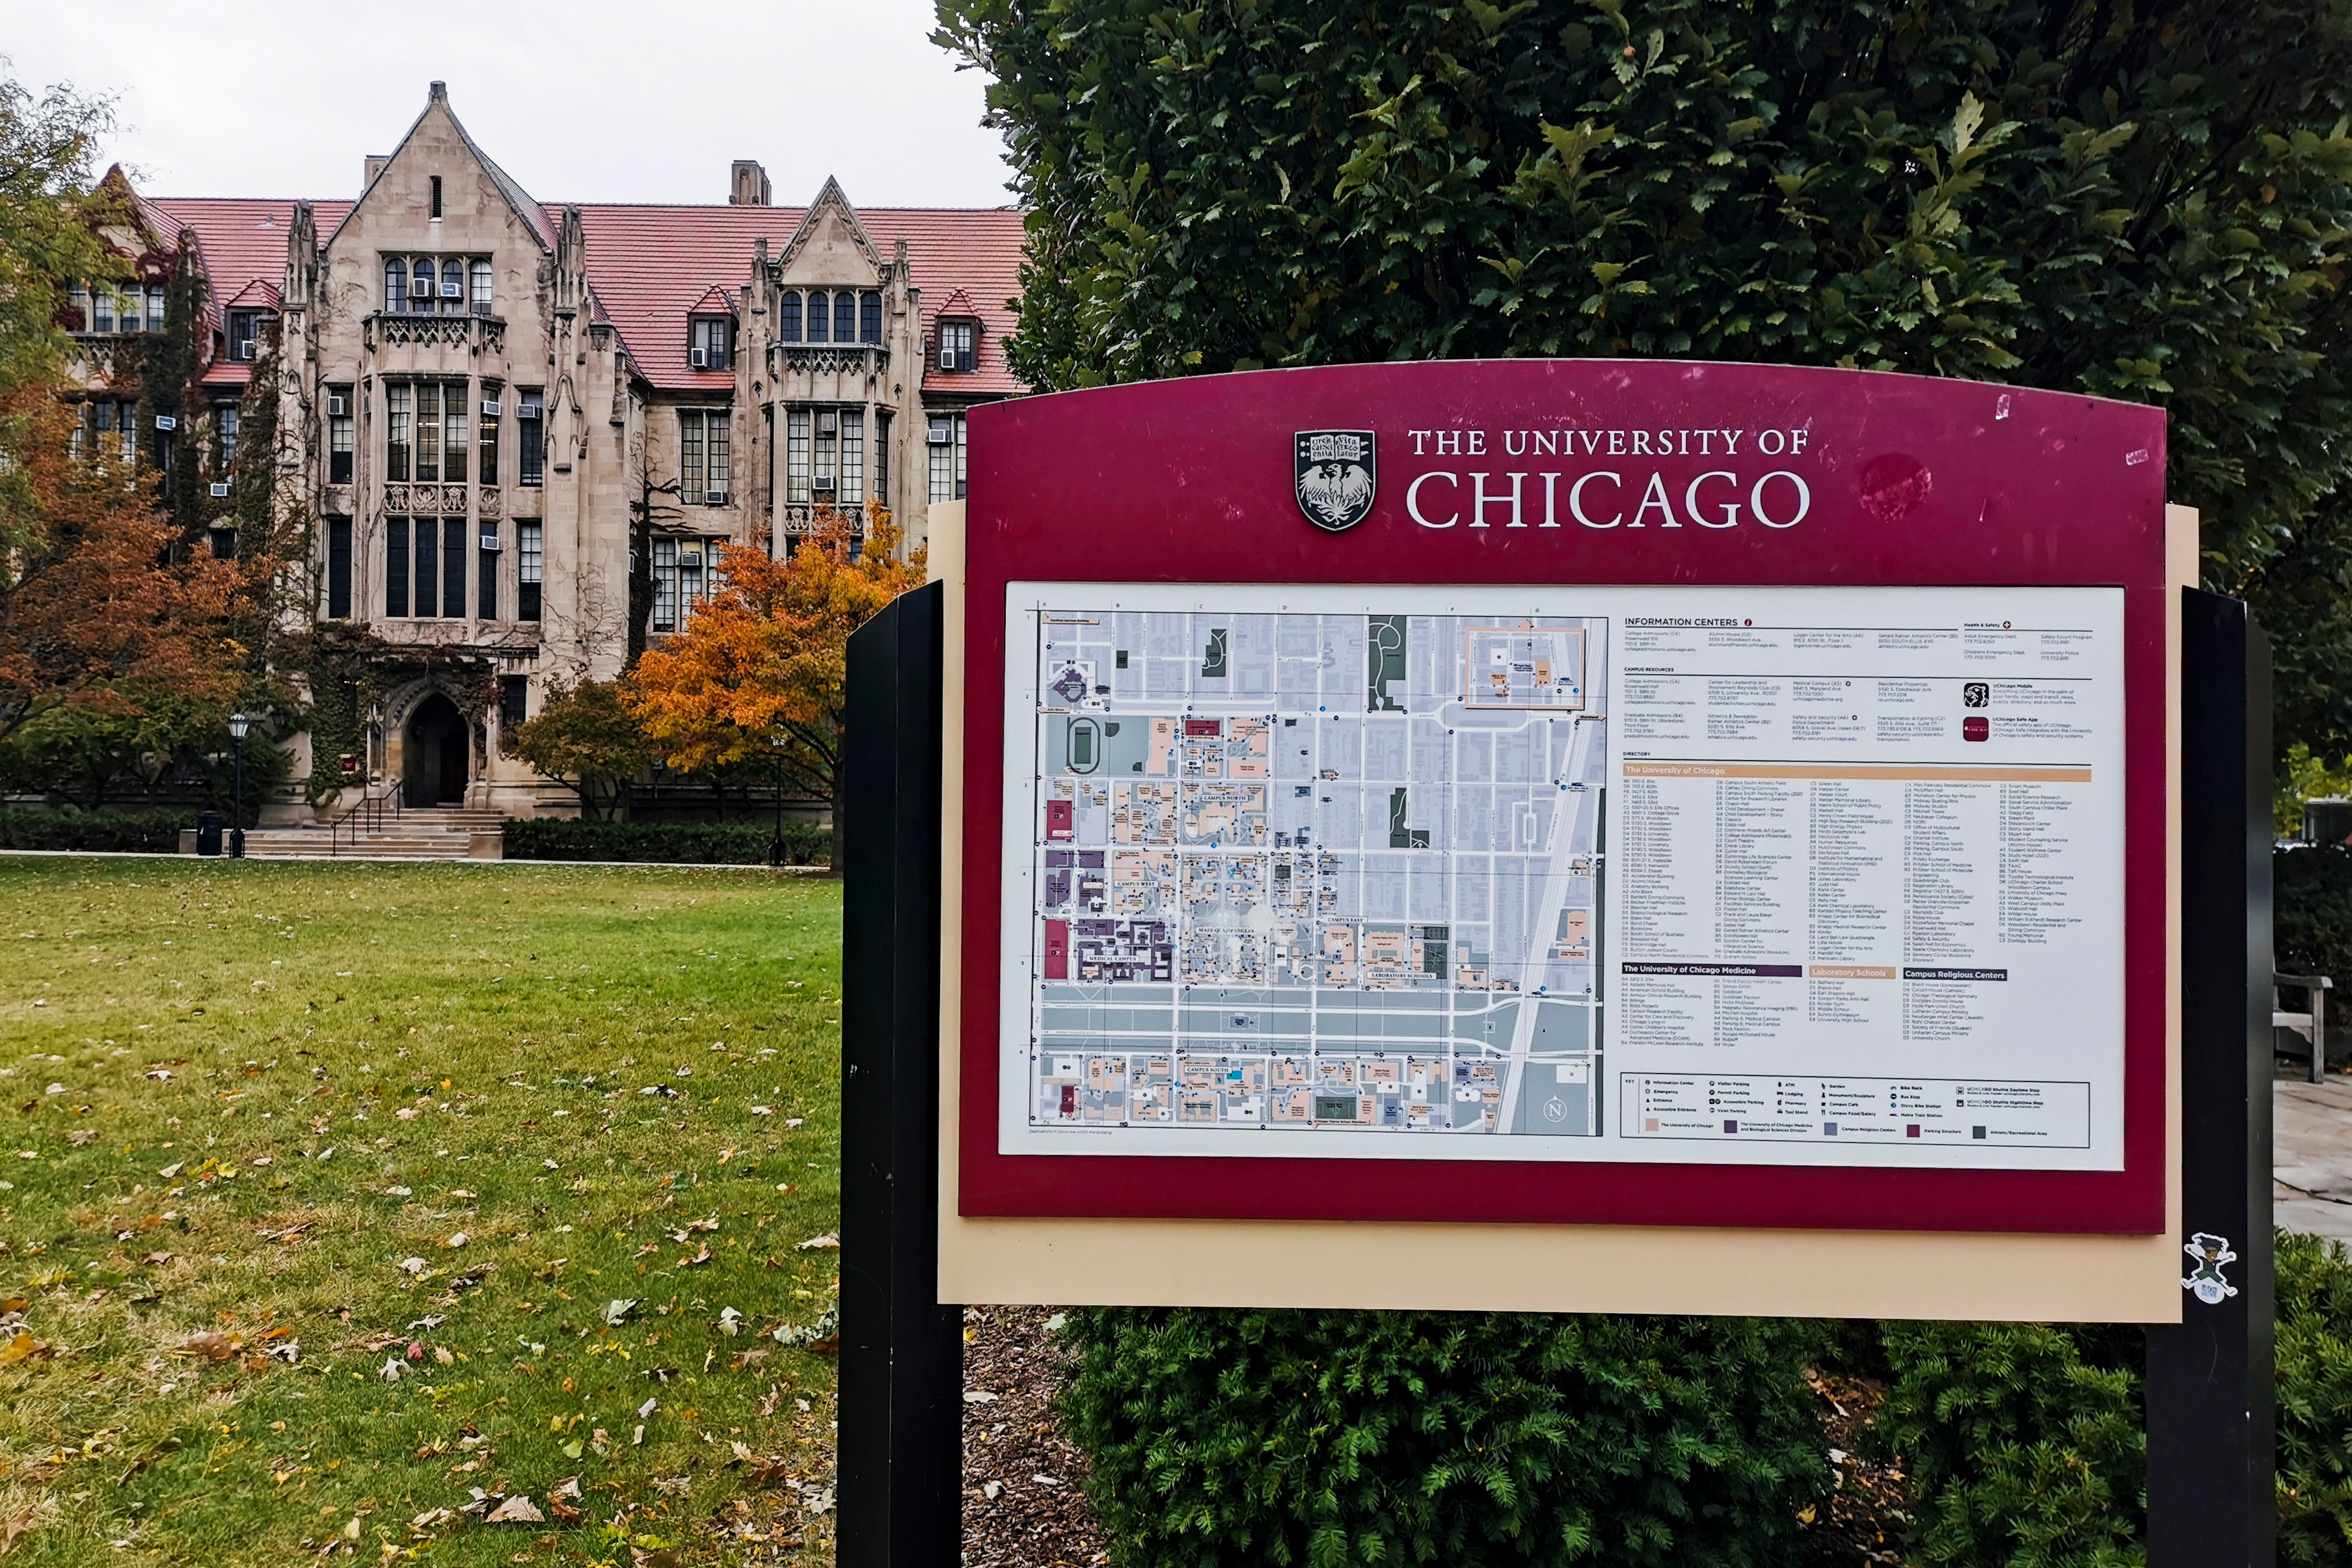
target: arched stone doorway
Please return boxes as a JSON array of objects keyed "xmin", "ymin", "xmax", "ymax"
[{"xmin": 403, "ymin": 693, "xmax": 471, "ymax": 806}]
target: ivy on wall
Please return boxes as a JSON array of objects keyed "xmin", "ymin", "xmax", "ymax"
[{"xmin": 289, "ymin": 624, "xmax": 499, "ymax": 806}]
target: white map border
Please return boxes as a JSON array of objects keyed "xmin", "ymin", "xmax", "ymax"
[{"xmin": 995, "ymin": 582, "xmax": 2128, "ymax": 1170}]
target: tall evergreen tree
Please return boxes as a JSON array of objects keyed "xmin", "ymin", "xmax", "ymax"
[{"xmin": 937, "ymin": 0, "xmax": 2352, "ymax": 753}]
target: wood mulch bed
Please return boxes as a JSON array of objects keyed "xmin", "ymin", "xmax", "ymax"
[{"xmin": 960, "ymin": 1306, "xmax": 1107, "ymax": 1567}]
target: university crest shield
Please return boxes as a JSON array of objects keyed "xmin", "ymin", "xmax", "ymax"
[{"xmin": 1294, "ymin": 431, "xmax": 1377, "ymax": 532}]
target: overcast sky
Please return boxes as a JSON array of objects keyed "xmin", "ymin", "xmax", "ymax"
[{"xmin": 5, "ymin": 0, "xmax": 1016, "ymax": 208}]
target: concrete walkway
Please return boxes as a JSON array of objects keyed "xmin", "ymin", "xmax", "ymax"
[{"xmin": 2276, "ymin": 1077, "xmax": 2352, "ymax": 1241}]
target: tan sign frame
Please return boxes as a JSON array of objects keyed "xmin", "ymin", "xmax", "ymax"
[{"xmin": 928, "ymin": 501, "xmax": 2194, "ymax": 1322}]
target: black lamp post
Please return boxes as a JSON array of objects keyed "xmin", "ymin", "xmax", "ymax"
[
  {"xmin": 770, "ymin": 753, "xmax": 786, "ymax": 867},
  {"xmin": 228, "ymin": 710, "xmax": 250, "ymax": 859}
]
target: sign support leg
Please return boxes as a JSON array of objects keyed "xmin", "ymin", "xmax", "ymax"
[
  {"xmin": 839, "ymin": 582, "xmax": 961, "ymax": 1568},
  {"xmin": 2147, "ymin": 587, "xmax": 2274, "ymax": 1567}
]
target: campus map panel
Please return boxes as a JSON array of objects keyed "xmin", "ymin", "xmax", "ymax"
[{"xmin": 997, "ymin": 584, "xmax": 2126, "ymax": 1170}]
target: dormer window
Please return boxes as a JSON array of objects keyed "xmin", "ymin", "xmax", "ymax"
[
  {"xmin": 226, "ymin": 310, "xmax": 273, "ymax": 362},
  {"xmin": 777, "ymin": 290, "xmax": 882, "ymax": 345},
  {"xmin": 688, "ymin": 316, "xmax": 733, "ymax": 372},
  {"xmin": 937, "ymin": 318, "xmax": 978, "ymax": 373}
]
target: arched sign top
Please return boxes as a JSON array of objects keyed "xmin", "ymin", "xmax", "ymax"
[
  {"xmin": 970, "ymin": 358, "xmax": 2167, "ymax": 588},
  {"xmin": 954, "ymin": 359, "xmax": 2172, "ymax": 1243}
]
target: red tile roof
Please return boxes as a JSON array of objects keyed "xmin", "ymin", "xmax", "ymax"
[
  {"xmin": 223, "ymin": 278, "xmax": 282, "ymax": 310},
  {"xmin": 146, "ymin": 196, "xmax": 1027, "ymax": 398},
  {"xmin": 146, "ymin": 198, "xmax": 355, "ymax": 315},
  {"xmin": 560, "ymin": 203, "xmax": 1026, "ymax": 394}
]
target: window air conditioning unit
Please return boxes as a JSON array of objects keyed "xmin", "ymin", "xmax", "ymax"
[
  {"xmin": 480, "ymin": 399, "xmax": 500, "ymax": 417},
  {"xmin": 688, "ymin": 347, "xmax": 708, "ymax": 369},
  {"xmin": 704, "ymin": 489, "xmax": 727, "ymax": 506},
  {"xmin": 480, "ymin": 530, "xmax": 501, "ymax": 551},
  {"xmin": 237, "ymin": 340, "xmax": 256, "ymax": 360},
  {"xmin": 926, "ymin": 417, "xmax": 952, "ymax": 444},
  {"xmin": 327, "ymin": 395, "xmax": 347, "ymax": 418},
  {"xmin": 815, "ymin": 411, "xmax": 837, "ymax": 435},
  {"xmin": 154, "ymin": 415, "xmax": 176, "ymax": 431},
  {"xmin": 811, "ymin": 475, "xmax": 835, "ymax": 493},
  {"xmin": 440, "ymin": 280, "xmax": 463, "ymax": 298},
  {"xmin": 208, "ymin": 482, "xmax": 231, "ymax": 498}
]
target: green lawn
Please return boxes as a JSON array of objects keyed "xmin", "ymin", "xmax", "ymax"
[{"xmin": 0, "ymin": 857, "xmax": 845, "ymax": 1566}]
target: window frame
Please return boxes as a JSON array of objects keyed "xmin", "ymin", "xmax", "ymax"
[
  {"xmin": 517, "ymin": 520, "xmax": 543, "ymax": 621},
  {"xmin": 936, "ymin": 318, "xmax": 978, "ymax": 373},
  {"xmin": 517, "ymin": 389, "xmax": 545, "ymax": 487},
  {"xmin": 326, "ymin": 516, "xmax": 353, "ymax": 619},
  {"xmin": 688, "ymin": 315, "xmax": 733, "ymax": 372},
  {"xmin": 386, "ymin": 384, "xmax": 412, "ymax": 481},
  {"xmin": 680, "ymin": 407, "xmax": 732, "ymax": 506},
  {"xmin": 328, "ymin": 386, "xmax": 355, "ymax": 484},
  {"xmin": 386, "ymin": 517, "xmax": 411, "ymax": 617}
]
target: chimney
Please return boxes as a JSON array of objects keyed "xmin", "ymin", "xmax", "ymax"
[
  {"xmin": 364, "ymin": 154, "xmax": 390, "ymax": 190},
  {"xmin": 730, "ymin": 160, "xmax": 772, "ymax": 207}
]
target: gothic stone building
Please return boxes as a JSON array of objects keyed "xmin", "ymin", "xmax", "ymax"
[{"xmin": 71, "ymin": 81, "xmax": 1021, "ymax": 819}]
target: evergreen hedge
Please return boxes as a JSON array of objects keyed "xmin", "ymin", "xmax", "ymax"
[
  {"xmin": 499, "ymin": 817, "xmax": 829, "ymax": 867},
  {"xmin": 2279, "ymin": 846, "xmax": 2352, "ymax": 1000},
  {"xmin": 1057, "ymin": 1306, "xmax": 1828, "ymax": 1567},
  {"xmin": 1056, "ymin": 1241, "xmax": 2352, "ymax": 1566},
  {"xmin": 0, "ymin": 807, "xmax": 185, "ymax": 853},
  {"xmin": 2278, "ymin": 1231, "xmax": 2352, "ymax": 1565}
]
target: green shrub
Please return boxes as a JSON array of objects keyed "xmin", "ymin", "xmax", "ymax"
[
  {"xmin": 2279, "ymin": 1232, "xmax": 2352, "ymax": 1563},
  {"xmin": 1057, "ymin": 1306, "xmax": 1827, "ymax": 1567},
  {"xmin": 0, "ymin": 807, "xmax": 186, "ymax": 853},
  {"xmin": 500, "ymin": 817, "xmax": 829, "ymax": 867},
  {"xmin": 2278, "ymin": 846, "xmax": 2352, "ymax": 1001},
  {"xmin": 1876, "ymin": 1321, "xmax": 2145, "ymax": 1567}
]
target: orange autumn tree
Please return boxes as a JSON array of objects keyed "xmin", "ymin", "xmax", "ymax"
[
  {"xmin": 0, "ymin": 386, "xmax": 241, "ymax": 744},
  {"xmin": 626, "ymin": 504, "xmax": 924, "ymax": 867}
]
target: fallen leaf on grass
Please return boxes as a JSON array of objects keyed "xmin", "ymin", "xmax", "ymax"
[
  {"xmin": 679, "ymin": 1243, "xmax": 712, "ymax": 1267},
  {"xmin": 794, "ymin": 1233, "xmax": 839, "ymax": 1252},
  {"xmin": 601, "ymin": 1299, "xmax": 640, "ymax": 1326},
  {"xmin": 0, "ymin": 1332, "xmax": 47, "ymax": 1367},
  {"xmin": 174, "ymin": 1332, "xmax": 242, "ymax": 1362},
  {"xmin": 256, "ymin": 1221, "xmax": 313, "ymax": 1243},
  {"xmin": 137, "ymin": 1251, "xmax": 172, "ymax": 1267},
  {"xmin": 483, "ymin": 1494, "xmax": 543, "ymax": 1524}
]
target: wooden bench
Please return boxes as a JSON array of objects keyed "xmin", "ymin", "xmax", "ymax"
[{"xmin": 2277, "ymin": 972, "xmax": 2334, "ymax": 1083}]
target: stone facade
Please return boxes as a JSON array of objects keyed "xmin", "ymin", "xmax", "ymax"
[{"xmin": 69, "ymin": 83, "xmax": 1021, "ymax": 822}]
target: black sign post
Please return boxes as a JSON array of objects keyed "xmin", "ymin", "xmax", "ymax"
[
  {"xmin": 2147, "ymin": 588, "xmax": 2275, "ymax": 1567},
  {"xmin": 836, "ymin": 581, "xmax": 2278, "ymax": 1565},
  {"xmin": 839, "ymin": 582, "xmax": 962, "ymax": 1568}
]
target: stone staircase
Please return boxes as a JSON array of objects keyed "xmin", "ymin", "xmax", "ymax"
[{"xmin": 239, "ymin": 806, "xmax": 506, "ymax": 861}]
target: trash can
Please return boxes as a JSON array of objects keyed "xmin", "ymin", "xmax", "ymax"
[{"xmin": 195, "ymin": 811, "xmax": 223, "ymax": 857}]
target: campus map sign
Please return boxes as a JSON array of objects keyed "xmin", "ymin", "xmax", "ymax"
[
  {"xmin": 953, "ymin": 360, "xmax": 2174, "ymax": 1241},
  {"xmin": 1004, "ymin": 584, "xmax": 2122, "ymax": 1169}
]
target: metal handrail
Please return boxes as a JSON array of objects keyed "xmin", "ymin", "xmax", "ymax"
[{"xmin": 329, "ymin": 779, "xmax": 403, "ymax": 857}]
